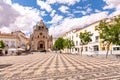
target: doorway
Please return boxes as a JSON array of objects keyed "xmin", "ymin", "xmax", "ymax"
[{"xmin": 37, "ymin": 41, "xmax": 45, "ymax": 50}]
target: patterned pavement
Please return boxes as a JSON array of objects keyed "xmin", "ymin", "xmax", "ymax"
[{"xmin": 0, "ymin": 53, "xmax": 120, "ymax": 80}]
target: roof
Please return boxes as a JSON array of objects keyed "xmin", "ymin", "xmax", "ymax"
[{"xmin": 0, "ymin": 33, "xmax": 20, "ymax": 41}]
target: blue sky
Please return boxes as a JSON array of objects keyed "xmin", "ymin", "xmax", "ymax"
[
  {"xmin": 0, "ymin": 0, "xmax": 120, "ymax": 37},
  {"xmin": 11, "ymin": 0, "xmax": 110, "ymax": 23}
]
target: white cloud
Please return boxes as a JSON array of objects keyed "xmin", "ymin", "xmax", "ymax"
[
  {"xmin": 47, "ymin": 0, "xmax": 80, "ymax": 6},
  {"xmin": 0, "ymin": 27, "xmax": 11, "ymax": 33},
  {"xmin": 80, "ymin": 11, "xmax": 87, "ymax": 15},
  {"xmin": 47, "ymin": 14, "xmax": 63, "ymax": 24},
  {"xmin": 95, "ymin": 9, "xmax": 101, "ymax": 13},
  {"xmin": 37, "ymin": 0, "xmax": 52, "ymax": 12},
  {"xmin": 0, "ymin": 0, "xmax": 41, "ymax": 36},
  {"xmin": 0, "ymin": 0, "xmax": 20, "ymax": 27},
  {"xmin": 59, "ymin": 6, "xmax": 69, "ymax": 13},
  {"xmin": 79, "ymin": 8, "xmax": 92, "ymax": 15},
  {"xmin": 86, "ymin": 8, "xmax": 92, "ymax": 13},
  {"xmin": 103, "ymin": 0, "xmax": 120, "ymax": 10},
  {"xmin": 103, "ymin": 0, "xmax": 120, "ymax": 17},
  {"xmin": 40, "ymin": 11, "xmax": 47, "ymax": 16},
  {"xmin": 49, "ymin": 12, "xmax": 108, "ymax": 38},
  {"xmin": 50, "ymin": 10, "xmax": 56, "ymax": 17}
]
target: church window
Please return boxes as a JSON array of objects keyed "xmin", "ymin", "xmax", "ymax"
[
  {"xmin": 43, "ymin": 36, "xmax": 45, "ymax": 38},
  {"xmin": 40, "ymin": 33, "xmax": 42, "ymax": 35},
  {"xmin": 39, "ymin": 26, "xmax": 40, "ymax": 30}
]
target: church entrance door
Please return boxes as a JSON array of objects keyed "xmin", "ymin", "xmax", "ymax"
[{"xmin": 37, "ymin": 41, "xmax": 45, "ymax": 51}]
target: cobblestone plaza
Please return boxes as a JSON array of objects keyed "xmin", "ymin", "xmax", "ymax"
[{"xmin": 0, "ymin": 53, "xmax": 120, "ymax": 80}]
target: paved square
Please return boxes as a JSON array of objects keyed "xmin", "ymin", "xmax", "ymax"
[{"xmin": 0, "ymin": 53, "xmax": 120, "ymax": 80}]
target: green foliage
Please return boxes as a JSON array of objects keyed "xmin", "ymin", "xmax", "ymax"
[
  {"xmin": 54, "ymin": 38, "xmax": 65, "ymax": 50},
  {"xmin": 96, "ymin": 16, "xmax": 120, "ymax": 58},
  {"xmin": 96, "ymin": 16, "xmax": 120, "ymax": 46},
  {"xmin": 0, "ymin": 40, "xmax": 5, "ymax": 49},
  {"xmin": 79, "ymin": 30, "xmax": 93, "ymax": 55},
  {"xmin": 113, "ymin": 16, "xmax": 120, "ymax": 45},
  {"xmin": 96, "ymin": 20, "xmax": 114, "ymax": 44},
  {"xmin": 63, "ymin": 39, "xmax": 74, "ymax": 49},
  {"xmin": 79, "ymin": 30, "xmax": 93, "ymax": 45}
]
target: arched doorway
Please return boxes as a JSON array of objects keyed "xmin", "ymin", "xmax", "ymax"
[{"xmin": 37, "ymin": 41, "xmax": 45, "ymax": 50}]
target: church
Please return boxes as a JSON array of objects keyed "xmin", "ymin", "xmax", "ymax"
[{"xmin": 30, "ymin": 20, "xmax": 53, "ymax": 51}]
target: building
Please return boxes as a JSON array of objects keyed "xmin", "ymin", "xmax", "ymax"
[
  {"xmin": 0, "ymin": 32, "xmax": 20, "ymax": 55},
  {"xmin": 62, "ymin": 17, "xmax": 120, "ymax": 55},
  {"xmin": 61, "ymin": 28, "xmax": 81, "ymax": 53},
  {"xmin": 30, "ymin": 20, "xmax": 53, "ymax": 51},
  {"xmin": 12, "ymin": 31, "xmax": 29, "ymax": 50},
  {"xmin": 0, "ymin": 31, "xmax": 29, "ymax": 55}
]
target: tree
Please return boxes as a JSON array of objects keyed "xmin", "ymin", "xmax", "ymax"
[
  {"xmin": 0, "ymin": 40, "xmax": 5, "ymax": 49},
  {"xmin": 63, "ymin": 39, "xmax": 74, "ymax": 53},
  {"xmin": 113, "ymin": 16, "xmax": 120, "ymax": 45},
  {"xmin": 54, "ymin": 38, "xmax": 65, "ymax": 53},
  {"xmin": 0, "ymin": 40, "xmax": 5, "ymax": 56},
  {"xmin": 79, "ymin": 30, "xmax": 93, "ymax": 55},
  {"xmin": 96, "ymin": 16, "xmax": 120, "ymax": 59}
]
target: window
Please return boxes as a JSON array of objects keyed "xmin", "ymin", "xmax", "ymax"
[
  {"xmin": 40, "ymin": 33, "xmax": 42, "ymax": 35},
  {"xmin": 85, "ymin": 47, "xmax": 88, "ymax": 51},
  {"xmin": 113, "ymin": 47, "xmax": 120, "ymax": 51},
  {"xmin": 39, "ymin": 26, "xmax": 41, "ymax": 30},
  {"xmin": 76, "ymin": 41, "xmax": 78, "ymax": 46},
  {"xmin": 76, "ymin": 33, "xmax": 78, "ymax": 37},
  {"xmin": 43, "ymin": 36, "xmax": 45, "ymax": 38},
  {"xmin": 5, "ymin": 41, "xmax": 9, "ymax": 46},
  {"xmin": 95, "ymin": 36, "xmax": 99, "ymax": 42},
  {"xmin": 5, "ymin": 41, "xmax": 8, "ymax": 44},
  {"xmin": 75, "ymin": 48, "xmax": 77, "ymax": 51},
  {"xmin": 72, "ymin": 48, "xmax": 74, "ymax": 52},
  {"xmin": 72, "ymin": 36, "xmax": 73, "ymax": 40},
  {"xmin": 11, "ymin": 41, "xmax": 15, "ymax": 48},
  {"xmin": 93, "ymin": 45, "xmax": 99, "ymax": 51}
]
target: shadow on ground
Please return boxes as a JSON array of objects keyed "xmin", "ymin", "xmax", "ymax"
[{"xmin": 0, "ymin": 64, "xmax": 12, "ymax": 69}]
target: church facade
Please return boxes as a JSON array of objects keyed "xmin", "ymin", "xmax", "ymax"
[{"xmin": 30, "ymin": 20, "xmax": 53, "ymax": 51}]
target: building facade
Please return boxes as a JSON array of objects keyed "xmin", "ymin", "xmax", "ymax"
[
  {"xmin": 62, "ymin": 17, "xmax": 120, "ymax": 55},
  {"xmin": 0, "ymin": 32, "xmax": 20, "ymax": 55},
  {"xmin": 30, "ymin": 20, "xmax": 53, "ymax": 51},
  {"xmin": 12, "ymin": 31, "xmax": 29, "ymax": 50},
  {"xmin": 0, "ymin": 31, "xmax": 29, "ymax": 55}
]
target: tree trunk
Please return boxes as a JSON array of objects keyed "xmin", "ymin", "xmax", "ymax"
[
  {"xmin": 106, "ymin": 43, "xmax": 110, "ymax": 59},
  {"xmin": 60, "ymin": 50, "xmax": 61, "ymax": 54},
  {"xmin": 70, "ymin": 48, "xmax": 71, "ymax": 54},
  {"xmin": 110, "ymin": 50, "xmax": 112, "ymax": 55},
  {"xmin": 81, "ymin": 46, "xmax": 83, "ymax": 56}
]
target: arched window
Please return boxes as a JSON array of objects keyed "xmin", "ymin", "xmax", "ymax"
[
  {"xmin": 43, "ymin": 36, "xmax": 45, "ymax": 38},
  {"xmin": 40, "ymin": 33, "xmax": 42, "ymax": 35}
]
